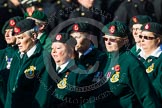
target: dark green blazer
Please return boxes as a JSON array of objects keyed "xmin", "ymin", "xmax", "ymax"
[
  {"xmin": 0, "ymin": 45, "xmax": 17, "ymax": 107},
  {"xmin": 50, "ymin": 59, "xmax": 93, "ymax": 108},
  {"xmin": 5, "ymin": 42, "xmax": 51, "ymax": 108},
  {"xmin": 95, "ymin": 49, "xmax": 161, "ymax": 108}
]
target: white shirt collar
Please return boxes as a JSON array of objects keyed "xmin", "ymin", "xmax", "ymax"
[
  {"xmin": 37, "ymin": 33, "xmax": 43, "ymax": 39},
  {"xmin": 56, "ymin": 59, "xmax": 71, "ymax": 73},
  {"xmin": 139, "ymin": 45, "xmax": 162, "ymax": 59},
  {"xmin": 26, "ymin": 45, "xmax": 37, "ymax": 58},
  {"xmin": 136, "ymin": 44, "xmax": 141, "ymax": 51}
]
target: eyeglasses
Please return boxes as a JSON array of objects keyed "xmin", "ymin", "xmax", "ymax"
[
  {"xmin": 139, "ymin": 35, "xmax": 157, "ymax": 40},
  {"xmin": 103, "ymin": 38, "xmax": 119, "ymax": 42}
]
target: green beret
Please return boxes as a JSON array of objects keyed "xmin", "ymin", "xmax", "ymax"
[
  {"xmin": 24, "ymin": 10, "xmax": 47, "ymax": 22},
  {"xmin": 129, "ymin": 15, "xmax": 152, "ymax": 27},
  {"xmin": 53, "ymin": 33, "xmax": 77, "ymax": 47},
  {"xmin": 2, "ymin": 16, "xmax": 23, "ymax": 35},
  {"xmin": 13, "ymin": 19, "xmax": 36, "ymax": 35},
  {"xmin": 67, "ymin": 23, "xmax": 90, "ymax": 33},
  {"xmin": 141, "ymin": 22, "xmax": 162, "ymax": 35},
  {"xmin": 102, "ymin": 21, "xmax": 129, "ymax": 38}
]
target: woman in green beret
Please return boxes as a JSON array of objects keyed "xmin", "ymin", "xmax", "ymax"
[
  {"xmin": 94, "ymin": 21, "xmax": 161, "ymax": 108},
  {"xmin": 0, "ymin": 16, "xmax": 23, "ymax": 107},
  {"xmin": 5, "ymin": 19, "xmax": 50, "ymax": 108},
  {"xmin": 50, "ymin": 33, "xmax": 95, "ymax": 108},
  {"xmin": 138, "ymin": 22, "xmax": 162, "ymax": 102}
]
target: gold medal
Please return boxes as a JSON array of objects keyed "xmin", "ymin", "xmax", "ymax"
[
  {"xmin": 110, "ymin": 72, "xmax": 120, "ymax": 83},
  {"xmin": 146, "ymin": 63, "xmax": 154, "ymax": 73}
]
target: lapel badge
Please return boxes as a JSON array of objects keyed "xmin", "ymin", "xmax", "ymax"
[
  {"xmin": 24, "ymin": 66, "xmax": 36, "ymax": 79},
  {"xmin": 56, "ymin": 34, "xmax": 62, "ymax": 41},
  {"xmin": 109, "ymin": 25, "xmax": 115, "ymax": 34},
  {"xmin": 57, "ymin": 72, "xmax": 69, "ymax": 89},
  {"xmin": 107, "ymin": 72, "xmax": 111, "ymax": 79},
  {"xmin": 110, "ymin": 72, "xmax": 120, "ymax": 83},
  {"xmin": 114, "ymin": 65, "xmax": 120, "ymax": 71},
  {"xmin": 110, "ymin": 65, "xmax": 120, "ymax": 83},
  {"xmin": 57, "ymin": 78, "xmax": 67, "ymax": 89},
  {"xmin": 146, "ymin": 63, "xmax": 154, "ymax": 73}
]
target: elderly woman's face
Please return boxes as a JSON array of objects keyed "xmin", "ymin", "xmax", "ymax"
[
  {"xmin": 140, "ymin": 31, "xmax": 160, "ymax": 53},
  {"xmin": 103, "ymin": 35, "xmax": 127, "ymax": 52},
  {"xmin": 51, "ymin": 42, "xmax": 72, "ymax": 65},
  {"xmin": 5, "ymin": 29, "xmax": 16, "ymax": 45},
  {"xmin": 15, "ymin": 32, "xmax": 36, "ymax": 53}
]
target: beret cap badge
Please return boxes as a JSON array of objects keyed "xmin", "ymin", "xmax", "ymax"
[
  {"xmin": 73, "ymin": 24, "xmax": 79, "ymax": 31},
  {"xmin": 56, "ymin": 34, "xmax": 62, "ymax": 41},
  {"xmin": 109, "ymin": 25, "xmax": 116, "ymax": 34},
  {"xmin": 145, "ymin": 24, "xmax": 150, "ymax": 30},
  {"xmin": 9, "ymin": 20, "xmax": 16, "ymax": 27},
  {"xmin": 14, "ymin": 27, "xmax": 21, "ymax": 34},
  {"xmin": 132, "ymin": 16, "xmax": 138, "ymax": 23}
]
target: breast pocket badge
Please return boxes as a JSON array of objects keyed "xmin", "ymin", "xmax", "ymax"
[
  {"xmin": 57, "ymin": 78, "xmax": 67, "ymax": 89},
  {"xmin": 24, "ymin": 66, "xmax": 36, "ymax": 79}
]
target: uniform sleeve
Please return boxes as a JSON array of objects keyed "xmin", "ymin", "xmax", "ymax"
[
  {"xmin": 152, "ymin": 64, "xmax": 162, "ymax": 102},
  {"xmin": 128, "ymin": 61, "xmax": 161, "ymax": 108}
]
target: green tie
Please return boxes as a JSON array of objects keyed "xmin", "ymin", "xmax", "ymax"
[
  {"xmin": 22, "ymin": 53, "xmax": 28, "ymax": 63},
  {"xmin": 56, "ymin": 67, "xmax": 61, "ymax": 73}
]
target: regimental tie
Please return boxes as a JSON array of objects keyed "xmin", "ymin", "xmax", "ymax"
[{"xmin": 56, "ymin": 67, "xmax": 61, "ymax": 73}]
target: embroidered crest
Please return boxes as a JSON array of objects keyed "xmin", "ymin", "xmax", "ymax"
[
  {"xmin": 110, "ymin": 72, "xmax": 120, "ymax": 83},
  {"xmin": 146, "ymin": 63, "xmax": 154, "ymax": 73},
  {"xmin": 110, "ymin": 65, "xmax": 121, "ymax": 83},
  {"xmin": 132, "ymin": 16, "xmax": 138, "ymax": 23},
  {"xmin": 57, "ymin": 72, "xmax": 69, "ymax": 89},
  {"xmin": 9, "ymin": 19, "xmax": 16, "ymax": 27},
  {"xmin": 57, "ymin": 78, "xmax": 67, "ymax": 89},
  {"xmin": 73, "ymin": 24, "xmax": 79, "ymax": 31},
  {"xmin": 56, "ymin": 34, "xmax": 62, "ymax": 41},
  {"xmin": 24, "ymin": 66, "xmax": 36, "ymax": 79},
  {"xmin": 145, "ymin": 23, "xmax": 150, "ymax": 30},
  {"xmin": 109, "ymin": 25, "xmax": 115, "ymax": 34},
  {"xmin": 14, "ymin": 26, "xmax": 21, "ymax": 34}
]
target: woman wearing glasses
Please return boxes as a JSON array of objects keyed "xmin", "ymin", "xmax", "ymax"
[
  {"xmin": 129, "ymin": 15, "xmax": 152, "ymax": 56},
  {"xmin": 138, "ymin": 22, "xmax": 162, "ymax": 102},
  {"xmin": 95, "ymin": 21, "xmax": 161, "ymax": 108}
]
